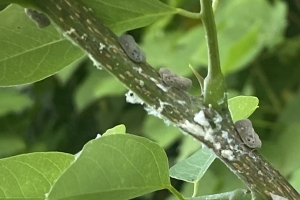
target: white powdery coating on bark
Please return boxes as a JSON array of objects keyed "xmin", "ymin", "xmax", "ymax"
[
  {"xmin": 88, "ymin": 54, "xmax": 102, "ymax": 70},
  {"xmin": 99, "ymin": 42, "xmax": 106, "ymax": 52},
  {"xmin": 194, "ymin": 110, "xmax": 210, "ymax": 126},
  {"xmin": 139, "ymin": 80, "xmax": 144, "ymax": 87},
  {"xmin": 157, "ymin": 100, "xmax": 172, "ymax": 113},
  {"xmin": 133, "ymin": 66, "xmax": 142, "ymax": 73},
  {"xmin": 180, "ymin": 120, "xmax": 205, "ymax": 137},
  {"xmin": 125, "ymin": 91, "xmax": 144, "ymax": 105},
  {"xmin": 150, "ymin": 77, "xmax": 170, "ymax": 92},
  {"xmin": 214, "ymin": 142, "xmax": 221, "ymax": 150},
  {"xmin": 221, "ymin": 150, "xmax": 235, "ymax": 161},
  {"xmin": 177, "ymin": 100, "xmax": 186, "ymax": 105},
  {"xmin": 204, "ymin": 127, "xmax": 215, "ymax": 143},
  {"xmin": 270, "ymin": 193, "xmax": 288, "ymax": 200},
  {"xmin": 144, "ymin": 105, "xmax": 171, "ymax": 126},
  {"xmin": 65, "ymin": 27, "xmax": 75, "ymax": 35}
]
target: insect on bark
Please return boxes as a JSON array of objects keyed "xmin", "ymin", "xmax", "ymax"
[
  {"xmin": 159, "ymin": 68, "xmax": 192, "ymax": 91},
  {"xmin": 24, "ymin": 8, "xmax": 51, "ymax": 28},
  {"xmin": 235, "ymin": 119, "xmax": 261, "ymax": 149},
  {"xmin": 119, "ymin": 34, "xmax": 146, "ymax": 63}
]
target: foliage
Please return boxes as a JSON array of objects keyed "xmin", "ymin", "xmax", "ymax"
[{"xmin": 0, "ymin": 0, "xmax": 299, "ymax": 199}]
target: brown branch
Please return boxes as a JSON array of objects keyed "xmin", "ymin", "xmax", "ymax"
[{"xmin": 26, "ymin": 0, "xmax": 300, "ymax": 199}]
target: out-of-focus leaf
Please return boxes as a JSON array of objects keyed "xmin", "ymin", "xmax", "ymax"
[
  {"xmin": 0, "ymin": 88, "xmax": 32, "ymax": 116},
  {"xmin": 0, "ymin": 134, "xmax": 26, "ymax": 157},
  {"xmin": 228, "ymin": 96, "xmax": 259, "ymax": 122},
  {"xmin": 47, "ymin": 134, "xmax": 170, "ymax": 200},
  {"xmin": 56, "ymin": 55, "xmax": 86, "ymax": 85},
  {"xmin": 142, "ymin": 0, "xmax": 287, "ymax": 76},
  {"xmin": 141, "ymin": 31, "xmax": 197, "ymax": 76},
  {"xmin": 143, "ymin": 115, "xmax": 181, "ymax": 149},
  {"xmin": 75, "ymin": 69, "xmax": 126, "ymax": 111},
  {"xmin": 169, "ymin": 147, "xmax": 216, "ymax": 183},
  {"xmin": 176, "ymin": 135, "xmax": 201, "ymax": 162},
  {"xmin": 290, "ymin": 168, "xmax": 300, "ymax": 193},
  {"xmin": 276, "ymin": 123, "xmax": 300, "ymax": 175},
  {"xmin": 0, "ymin": 5, "xmax": 84, "ymax": 86},
  {"xmin": 279, "ymin": 89, "xmax": 300, "ymax": 124},
  {"xmin": 81, "ymin": 0, "xmax": 177, "ymax": 33},
  {"xmin": 216, "ymin": 0, "xmax": 287, "ymax": 74},
  {"xmin": 0, "ymin": 152, "xmax": 74, "ymax": 199},
  {"xmin": 222, "ymin": 24, "xmax": 260, "ymax": 74}
]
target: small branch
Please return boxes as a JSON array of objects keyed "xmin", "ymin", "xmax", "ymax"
[
  {"xmin": 200, "ymin": 0, "xmax": 227, "ymax": 111},
  {"xmin": 168, "ymin": 185, "xmax": 185, "ymax": 200}
]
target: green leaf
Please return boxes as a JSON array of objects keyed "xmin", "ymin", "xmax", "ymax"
[
  {"xmin": 55, "ymin": 55, "xmax": 86, "ymax": 85},
  {"xmin": 141, "ymin": 31, "xmax": 198, "ymax": 77},
  {"xmin": 169, "ymin": 147, "xmax": 216, "ymax": 183},
  {"xmin": 0, "ymin": 152, "xmax": 74, "ymax": 200},
  {"xmin": 75, "ymin": 69, "xmax": 126, "ymax": 111},
  {"xmin": 0, "ymin": 88, "xmax": 32, "ymax": 116},
  {"xmin": 81, "ymin": 0, "xmax": 177, "ymax": 33},
  {"xmin": 279, "ymin": 89, "xmax": 300, "ymax": 124},
  {"xmin": 0, "ymin": 4, "xmax": 84, "ymax": 86},
  {"xmin": 187, "ymin": 189, "xmax": 251, "ymax": 200},
  {"xmin": 216, "ymin": 0, "xmax": 287, "ymax": 74},
  {"xmin": 228, "ymin": 96, "xmax": 259, "ymax": 122},
  {"xmin": 47, "ymin": 134, "xmax": 170, "ymax": 200},
  {"xmin": 222, "ymin": 23, "xmax": 260, "ymax": 74},
  {"xmin": 276, "ymin": 123, "xmax": 300, "ymax": 175},
  {"xmin": 143, "ymin": 115, "xmax": 181, "ymax": 149},
  {"xmin": 290, "ymin": 168, "xmax": 300, "ymax": 193},
  {"xmin": 0, "ymin": 134, "xmax": 26, "ymax": 156},
  {"xmin": 176, "ymin": 135, "xmax": 201, "ymax": 162},
  {"xmin": 102, "ymin": 124, "xmax": 126, "ymax": 136}
]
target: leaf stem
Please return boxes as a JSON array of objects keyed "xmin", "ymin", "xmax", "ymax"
[
  {"xmin": 168, "ymin": 185, "xmax": 185, "ymax": 200},
  {"xmin": 192, "ymin": 181, "xmax": 200, "ymax": 197},
  {"xmin": 176, "ymin": 8, "xmax": 201, "ymax": 19}
]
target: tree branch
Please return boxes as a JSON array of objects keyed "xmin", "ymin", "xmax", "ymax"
[{"xmin": 22, "ymin": 0, "xmax": 300, "ymax": 199}]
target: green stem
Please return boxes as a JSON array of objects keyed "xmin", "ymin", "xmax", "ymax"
[
  {"xmin": 200, "ymin": 0, "xmax": 227, "ymax": 110},
  {"xmin": 176, "ymin": 8, "xmax": 201, "ymax": 19},
  {"xmin": 168, "ymin": 185, "xmax": 185, "ymax": 200},
  {"xmin": 212, "ymin": 0, "xmax": 218, "ymax": 12},
  {"xmin": 192, "ymin": 181, "xmax": 200, "ymax": 197}
]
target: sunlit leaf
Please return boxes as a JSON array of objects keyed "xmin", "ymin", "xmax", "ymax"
[
  {"xmin": 228, "ymin": 96, "xmax": 259, "ymax": 122},
  {"xmin": 0, "ymin": 152, "xmax": 73, "ymax": 200},
  {"xmin": 0, "ymin": 5, "xmax": 84, "ymax": 86},
  {"xmin": 47, "ymin": 134, "xmax": 170, "ymax": 200},
  {"xmin": 102, "ymin": 124, "xmax": 126, "ymax": 136}
]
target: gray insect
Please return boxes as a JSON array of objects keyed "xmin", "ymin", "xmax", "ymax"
[
  {"xmin": 235, "ymin": 119, "xmax": 261, "ymax": 149},
  {"xmin": 25, "ymin": 8, "xmax": 51, "ymax": 28},
  {"xmin": 159, "ymin": 68, "xmax": 192, "ymax": 91},
  {"xmin": 119, "ymin": 34, "xmax": 146, "ymax": 63}
]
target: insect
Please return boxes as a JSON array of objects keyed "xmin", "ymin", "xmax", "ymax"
[
  {"xmin": 118, "ymin": 34, "xmax": 146, "ymax": 63},
  {"xmin": 234, "ymin": 119, "xmax": 261, "ymax": 149},
  {"xmin": 158, "ymin": 68, "xmax": 192, "ymax": 91},
  {"xmin": 24, "ymin": 8, "xmax": 51, "ymax": 28}
]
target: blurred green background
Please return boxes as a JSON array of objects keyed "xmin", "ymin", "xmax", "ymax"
[{"xmin": 0, "ymin": 0, "xmax": 300, "ymax": 199}]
